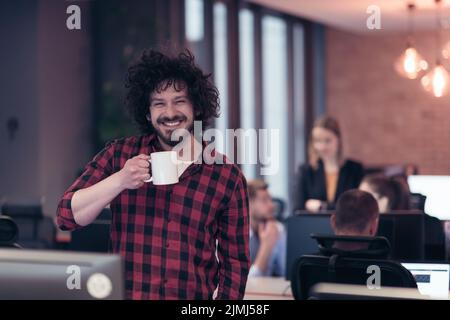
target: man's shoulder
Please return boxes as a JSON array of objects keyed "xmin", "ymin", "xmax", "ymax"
[
  {"xmin": 200, "ymin": 151, "xmax": 248, "ymax": 192},
  {"xmin": 274, "ymin": 221, "xmax": 287, "ymax": 239},
  {"xmin": 206, "ymin": 151, "xmax": 245, "ymax": 177}
]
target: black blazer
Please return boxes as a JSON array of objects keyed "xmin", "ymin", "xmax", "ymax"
[{"xmin": 295, "ymin": 159, "xmax": 364, "ymax": 210}]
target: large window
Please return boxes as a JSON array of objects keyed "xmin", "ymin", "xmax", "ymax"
[
  {"xmin": 185, "ymin": 0, "xmax": 204, "ymax": 43},
  {"xmin": 239, "ymin": 8, "xmax": 256, "ymax": 180},
  {"xmin": 293, "ymin": 23, "xmax": 306, "ymax": 170},
  {"xmin": 213, "ymin": 2, "xmax": 228, "ymax": 155},
  {"xmin": 183, "ymin": 2, "xmax": 308, "ymax": 217},
  {"xmin": 262, "ymin": 16, "xmax": 288, "ymax": 207}
]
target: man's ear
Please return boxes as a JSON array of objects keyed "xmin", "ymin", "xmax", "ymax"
[
  {"xmin": 378, "ymin": 196, "xmax": 389, "ymax": 213},
  {"xmin": 330, "ymin": 214, "xmax": 337, "ymax": 233},
  {"xmin": 369, "ymin": 217, "xmax": 379, "ymax": 236}
]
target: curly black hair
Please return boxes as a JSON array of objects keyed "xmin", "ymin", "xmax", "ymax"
[{"xmin": 125, "ymin": 49, "xmax": 220, "ymax": 134}]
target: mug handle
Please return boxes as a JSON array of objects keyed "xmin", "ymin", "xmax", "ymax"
[{"xmin": 144, "ymin": 159, "xmax": 152, "ymax": 183}]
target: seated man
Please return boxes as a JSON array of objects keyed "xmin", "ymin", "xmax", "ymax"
[
  {"xmin": 248, "ymin": 180, "xmax": 286, "ymax": 277},
  {"xmin": 330, "ymin": 189, "xmax": 380, "ymax": 251}
]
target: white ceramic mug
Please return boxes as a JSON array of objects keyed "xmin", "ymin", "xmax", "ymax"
[
  {"xmin": 144, "ymin": 151, "xmax": 194, "ymax": 185},
  {"xmin": 144, "ymin": 151, "xmax": 179, "ymax": 185}
]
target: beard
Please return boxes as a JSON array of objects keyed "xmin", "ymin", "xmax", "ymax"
[{"xmin": 153, "ymin": 116, "xmax": 194, "ymax": 147}]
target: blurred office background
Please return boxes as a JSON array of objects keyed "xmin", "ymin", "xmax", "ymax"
[{"xmin": 2, "ymin": 0, "xmax": 450, "ymax": 252}]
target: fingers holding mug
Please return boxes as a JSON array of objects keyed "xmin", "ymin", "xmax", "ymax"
[
  {"xmin": 143, "ymin": 173, "xmax": 152, "ymax": 183},
  {"xmin": 143, "ymin": 157, "xmax": 152, "ymax": 183},
  {"xmin": 137, "ymin": 159, "xmax": 150, "ymax": 168},
  {"xmin": 118, "ymin": 154, "xmax": 152, "ymax": 188}
]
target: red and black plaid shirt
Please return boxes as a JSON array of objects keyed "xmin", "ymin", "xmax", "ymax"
[{"xmin": 56, "ymin": 134, "xmax": 250, "ymax": 300}]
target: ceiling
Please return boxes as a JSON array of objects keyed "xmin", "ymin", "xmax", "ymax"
[{"xmin": 247, "ymin": 0, "xmax": 450, "ymax": 33}]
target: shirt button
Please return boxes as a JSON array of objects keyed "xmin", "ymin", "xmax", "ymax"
[{"xmin": 165, "ymin": 242, "xmax": 170, "ymax": 248}]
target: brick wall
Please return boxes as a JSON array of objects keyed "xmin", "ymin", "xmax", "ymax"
[{"xmin": 326, "ymin": 28, "xmax": 450, "ymax": 174}]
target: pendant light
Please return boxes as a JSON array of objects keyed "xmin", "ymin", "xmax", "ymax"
[
  {"xmin": 394, "ymin": 3, "xmax": 428, "ymax": 79},
  {"xmin": 421, "ymin": 0, "xmax": 450, "ymax": 97}
]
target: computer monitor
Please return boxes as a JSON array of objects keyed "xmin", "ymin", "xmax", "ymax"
[
  {"xmin": 401, "ymin": 263, "xmax": 450, "ymax": 299},
  {"xmin": 378, "ymin": 212, "xmax": 425, "ymax": 261},
  {"xmin": 286, "ymin": 212, "xmax": 425, "ymax": 279},
  {"xmin": 0, "ymin": 249, "xmax": 124, "ymax": 299},
  {"xmin": 286, "ymin": 213, "xmax": 333, "ymax": 279},
  {"xmin": 408, "ymin": 175, "xmax": 450, "ymax": 220}
]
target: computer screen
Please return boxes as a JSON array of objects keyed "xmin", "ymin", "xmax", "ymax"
[
  {"xmin": 0, "ymin": 248, "xmax": 124, "ymax": 299},
  {"xmin": 378, "ymin": 212, "xmax": 424, "ymax": 261},
  {"xmin": 285, "ymin": 214, "xmax": 332, "ymax": 279},
  {"xmin": 408, "ymin": 175, "xmax": 450, "ymax": 220},
  {"xmin": 401, "ymin": 263, "xmax": 450, "ymax": 299}
]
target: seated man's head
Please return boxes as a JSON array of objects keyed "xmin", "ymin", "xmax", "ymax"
[
  {"xmin": 248, "ymin": 180, "xmax": 276, "ymax": 230},
  {"xmin": 331, "ymin": 189, "xmax": 379, "ymax": 237},
  {"xmin": 359, "ymin": 174, "xmax": 410, "ymax": 213}
]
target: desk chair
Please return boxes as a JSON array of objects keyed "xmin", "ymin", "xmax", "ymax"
[
  {"xmin": 0, "ymin": 216, "xmax": 21, "ymax": 248},
  {"xmin": 1, "ymin": 205, "xmax": 55, "ymax": 248},
  {"xmin": 291, "ymin": 234, "xmax": 417, "ymax": 300}
]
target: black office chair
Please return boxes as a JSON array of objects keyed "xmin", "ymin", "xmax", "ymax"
[
  {"xmin": 423, "ymin": 214, "xmax": 446, "ymax": 261},
  {"xmin": 291, "ymin": 234, "xmax": 417, "ymax": 300},
  {"xmin": 410, "ymin": 193, "xmax": 426, "ymax": 210},
  {"xmin": 1, "ymin": 204, "xmax": 55, "ymax": 249},
  {"xmin": 0, "ymin": 215, "xmax": 21, "ymax": 248}
]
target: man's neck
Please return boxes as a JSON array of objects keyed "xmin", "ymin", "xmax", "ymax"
[
  {"xmin": 158, "ymin": 138, "xmax": 173, "ymax": 152},
  {"xmin": 333, "ymin": 231, "xmax": 371, "ymax": 251},
  {"xmin": 157, "ymin": 134, "xmax": 202, "ymax": 162}
]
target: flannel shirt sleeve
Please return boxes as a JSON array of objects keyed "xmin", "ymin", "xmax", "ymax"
[
  {"xmin": 216, "ymin": 168, "xmax": 250, "ymax": 300},
  {"xmin": 56, "ymin": 141, "xmax": 116, "ymax": 231}
]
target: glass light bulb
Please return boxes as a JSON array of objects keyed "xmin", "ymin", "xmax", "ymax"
[
  {"xmin": 442, "ymin": 41, "xmax": 450, "ymax": 59},
  {"xmin": 394, "ymin": 47, "xmax": 428, "ymax": 79},
  {"xmin": 421, "ymin": 64, "xmax": 450, "ymax": 98}
]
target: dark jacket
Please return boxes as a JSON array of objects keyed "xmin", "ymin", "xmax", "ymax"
[{"xmin": 295, "ymin": 159, "xmax": 364, "ymax": 210}]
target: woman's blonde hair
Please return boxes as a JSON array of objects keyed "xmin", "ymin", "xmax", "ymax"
[{"xmin": 308, "ymin": 116, "xmax": 343, "ymax": 169}]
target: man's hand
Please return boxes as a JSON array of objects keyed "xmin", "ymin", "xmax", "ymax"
[
  {"xmin": 258, "ymin": 221, "xmax": 280, "ymax": 251},
  {"xmin": 117, "ymin": 154, "xmax": 151, "ymax": 189}
]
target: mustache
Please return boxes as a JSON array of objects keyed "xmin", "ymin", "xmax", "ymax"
[{"xmin": 157, "ymin": 115, "xmax": 187, "ymax": 124}]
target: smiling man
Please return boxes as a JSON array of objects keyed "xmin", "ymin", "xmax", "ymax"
[{"xmin": 56, "ymin": 50, "xmax": 250, "ymax": 300}]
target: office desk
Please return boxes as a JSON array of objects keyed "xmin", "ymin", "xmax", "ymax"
[{"xmin": 244, "ymin": 277, "xmax": 293, "ymax": 300}]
